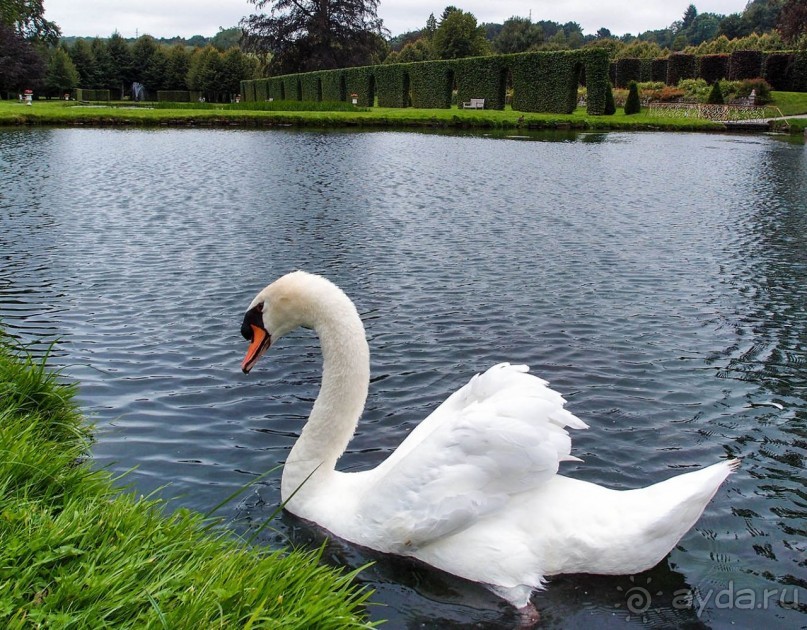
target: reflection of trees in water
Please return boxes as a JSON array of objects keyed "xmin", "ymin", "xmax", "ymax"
[{"xmin": 716, "ymin": 141, "xmax": 807, "ymax": 603}]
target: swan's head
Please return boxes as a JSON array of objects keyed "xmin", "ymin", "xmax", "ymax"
[{"xmin": 240, "ymin": 271, "xmax": 343, "ymax": 374}]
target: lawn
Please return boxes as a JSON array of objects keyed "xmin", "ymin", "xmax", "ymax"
[
  {"xmin": 1, "ymin": 91, "xmax": 805, "ymax": 134},
  {"xmin": 0, "ymin": 340, "xmax": 375, "ymax": 629}
]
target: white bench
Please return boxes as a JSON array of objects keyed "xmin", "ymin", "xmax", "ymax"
[{"xmin": 462, "ymin": 98, "xmax": 485, "ymax": 109}]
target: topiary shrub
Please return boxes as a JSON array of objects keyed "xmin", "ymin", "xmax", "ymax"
[
  {"xmin": 604, "ymin": 81, "xmax": 616, "ymax": 115},
  {"xmin": 699, "ymin": 54, "xmax": 730, "ymax": 85},
  {"xmin": 624, "ymin": 81, "xmax": 641, "ymax": 114},
  {"xmin": 707, "ymin": 81, "xmax": 724, "ymax": 104}
]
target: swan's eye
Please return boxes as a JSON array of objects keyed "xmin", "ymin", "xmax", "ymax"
[{"xmin": 255, "ymin": 302, "xmax": 263, "ymax": 313}]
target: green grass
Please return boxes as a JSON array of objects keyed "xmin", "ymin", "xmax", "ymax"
[
  {"xmin": 0, "ymin": 339, "xmax": 375, "ymax": 629},
  {"xmin": 1, "ymin": 91, "xmax": 805, "ymax": 135}
]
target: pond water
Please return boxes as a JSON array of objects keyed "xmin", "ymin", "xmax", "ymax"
[{"xmin": 1, "ymin": 127, "xmax": 805, "ymax": 628}]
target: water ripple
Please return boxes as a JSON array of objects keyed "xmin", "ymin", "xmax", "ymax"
[{"xmin": 1, "ymin": 127, "xmax": 805, "ymax": 628}]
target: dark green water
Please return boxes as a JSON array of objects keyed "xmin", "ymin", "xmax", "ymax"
[{"xmin": 1, "ymin": 127, "xmax": 805, "ymax": 628}]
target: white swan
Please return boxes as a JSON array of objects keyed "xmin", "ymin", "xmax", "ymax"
[{"xmin": 240, "ymin": 271, "xmax": 738, "ymax": 611}]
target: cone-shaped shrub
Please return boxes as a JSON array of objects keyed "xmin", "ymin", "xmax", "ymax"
[
  {"xmin": 624, "ymin": 81, "xmax": 641, "ymax": 115},
  {"xmin": 707, "ymin": 81, "xmax": 724, "ymax": 104},
  {"xmin": 604, "ymin": 81, "xmax": 616, "ymax": 115}
]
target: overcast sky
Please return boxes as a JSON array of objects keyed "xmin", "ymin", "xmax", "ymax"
[{"xmin": 45, "ymin": 1, "xmax": 750, "ymax": 40}]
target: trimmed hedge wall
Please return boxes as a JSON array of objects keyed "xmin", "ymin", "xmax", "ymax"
[
  {"xmin": 156, "ymin": 90, "xmax": 203, "ymax": 102},
  {"xmin": 651, "ymin": 58, "xmax": 668, "ymax": 83},
  {"xmin": 511, "ymin": 50, "xmax": 593, "ymax": 114},
  {"xmin": 282, "ymin": 76, "xmax": 302, "ymax": 101},
  {"xmin": 321, "ymin": 70, "xmax": 346, "ymax": 102},
  {"xmin": 408, "ymin": 60, "xmax": 454, "ymax": 109},
  {"xmin": 763, "ymin": 53, "xmax": 794, "ymax": 91},
  {"xmin": 454, "ymin": 56, "xmax": 507, "ymax": 110},
  {"xmin": 729, "ymin": 50, "xmax": 763, "ymax": 80},
  {"xmin": 615, "ymin": 58, "xmax": 641, "ymax": 88},
  {"xmin": 373, "ymin": 64, "xmax": 409, "ymax": 108},
  {"xmin": 667, "ymin": 53, "xmax": 697, "ymax": 85},
  {"xmin": 240, "ymin": 80, "xmax": 256, "ymax": 103},
  {"xmin": 699, "ymin": 54, "xmax": 730, "ymax": 84},
  {"xmin": 240, "ymin": 49, "xmax": 609, "ymax": 115},
  {"xmin": 792, "ymin": 51, "xmax": 807, "ymax": 92},
  {"xmin": 343, "ymin": 66, "xmax": 375, "ymax": 107},
  {"xmin": 74, "ymin": 89, "xmax": 110, "ymax": 101}
]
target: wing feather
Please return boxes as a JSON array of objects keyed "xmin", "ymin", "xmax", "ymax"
[{"xmin": 354, "ymin": 363, "xmax": 587, "ymax": 553}]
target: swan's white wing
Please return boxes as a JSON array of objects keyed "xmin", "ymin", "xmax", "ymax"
[{"xmin": 354, "ymin": 363, "xmax": 587, "ymax": 552}]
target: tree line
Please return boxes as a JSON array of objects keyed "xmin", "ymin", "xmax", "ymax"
[
  {"xmin": 2, "ymin": 0, "xmax": 806, "ymax": 101},
  {"xmin": 382, "ymin": 1, "xmax": 806, "ymax": 65},
  {"xmin": 55, "ymin": 35, "xmax": 261, "ymax": 101}
]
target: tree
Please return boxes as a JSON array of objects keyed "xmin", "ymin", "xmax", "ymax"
[
  {"xmin": 143, "ymin": 45, "xmax": 169, "ymax": 91},
  {"xmin": 778, "ymin": 0, "xmax": 807, "ymax": 43},
  {"xmin": 425, "ymin": 13, "xmax": 437, "ymax": 40},
  {"xmin": 90, "ymin": 37, "xmax": 115, "ymax": 90},
  {"xmin": 0, "ymin": 22, "xmax": 46, "ymax": 93},
  {"xmin": 1, "ymin": 0, "xmax": 60, "ymax": 44},
  {"xmin": 396, "ymin": 38, "xmax": 433, "ymax": 62},
  {"xmin": 596, "ymin": 27, "xmax": 612, "ymax": 39},
  {"xmin": 687, "ymin": 13, "xmax": 722, "ymax": 45},
  {"xmin": 241, "ymin": 0, "xmax": 386, "ymax": 74},
  {"xmin": 682, "ymin": 4, "xmax": 698, "ymax": 31},
  {"xmin": 164, "ymin": 44, "xmax": 191, "ymax": 89},
  {"xmin": 68, "ymin": 38, "xmax": 96, "ymax": 87},
  {"xmin": 130, "ymin": 35, "xmax": 158, "ymax": 84},
  {"xmin": 188, "ymin": 46, "xmax": 226, "ymax": 99},
  {"xmin": 106, "ymin": 32, "xmax": 133, "ymax": 97},
  {"xmin": 493, "ymin": 16, "xmax": 543, "ymax": 54},
  {"xmin": 45, "ymin": 46, "xmax": 79, "ymax": 96},
  {"xmin": 614, "ymin": 40, "xmax": 665, "ymax": 59},
  {"xmin": 432, "ymin": 8, "xmax": 490, "ymax": 59},
  {"xmin": 211, "ymin": 27, "xmax": 242, "ymax": 51},
  {"xmin": 220, "ymin": 47, "xmax": 259, "ymax": 95}
]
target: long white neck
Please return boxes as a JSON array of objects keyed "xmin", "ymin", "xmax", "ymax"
[{"xmin": 280, "ymin": 287, "xmax": 370, "ymax": 504}]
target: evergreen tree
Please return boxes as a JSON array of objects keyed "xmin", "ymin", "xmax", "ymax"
[
  {"xmin": 707, "ymin": 81, "xmax": 724, "ymax": 104},
  {"xmin": 624, "ymin": 81, "xmax": 641, "ymax": 115},
  {"xmin": 68, "ymin": 38, "xmax": 96, "ymax": 87},
  {"xmin": 432, "ymin": 8, "xmax": 490, "ymax": 59},
  {"xmin": 45, "ymin": 47, "xmax": 79, "ymax": 96},
  {"xmin": 493, "ymin": 16, "xmax": 543, "ymax": 54},
  {"xmin": 90, "ymin": 38, "xmax": 115, "ymax": 90},
  {"xmin": 164, "ymin": 44, "xmax": 191, "ymax": 90},
  {"xmin": 106, "ymin": 32, "xmax": 133, "ymax": 97},
  {"xmin": 241, "ymin": 0, "xmax": 386, "ymax": 74}
]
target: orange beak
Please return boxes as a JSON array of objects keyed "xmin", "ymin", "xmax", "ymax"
[{"xmin": 242, "ymin": 324, "xmax": 271, "ymax": 374}]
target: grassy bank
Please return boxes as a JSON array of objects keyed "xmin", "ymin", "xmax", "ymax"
[
  {"xmin": 2, "ymin": 95, "xmax": 804, "ymax": 134},
  {"xmin": 0, "ymin": 340, "xmax": 374, "ymax": 628}
]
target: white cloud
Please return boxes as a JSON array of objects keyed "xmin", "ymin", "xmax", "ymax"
[{"xmin": 45, "ymin": 0, "xmax": 749, "ymax": 39}]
